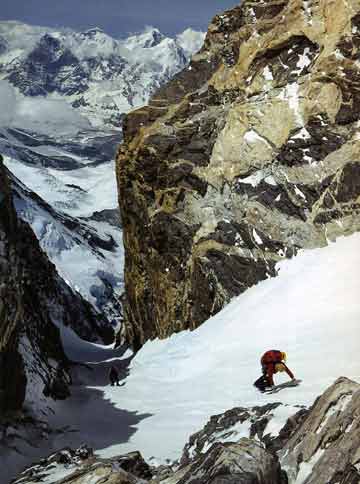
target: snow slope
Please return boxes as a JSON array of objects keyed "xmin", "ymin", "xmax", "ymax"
[
  {"xmin": 4, "ymin": 154, "xmax": 119, "ymax": 217},
  {"xmin": 91, "ymin": 233, "xmax": 359, "ymax": 463},
  {"xmin": 3, "ymin": 233, "xmax": 359, "ymax": 484},
  {"xmin": 11, "ymin": 171, "xmax": 123, "ymax": 314}
]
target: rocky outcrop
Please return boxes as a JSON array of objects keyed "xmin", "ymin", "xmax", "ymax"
[
  {"xmin": 280, "ymin": 377, "xmax": 360, "ymax": 484},
  {"xmin": 166, "ymin": 440, "xmax": 286, "ymax": 484},
  {"xmin": 12, "ymin": 447, "xmax": 153, "ymax": 484},
  {"xmin": 0, "ymin": 155, "xmax": 108, "ymax": 413},
  {"xmin": 117, "ymin": 0, "xmax": 360, "ymax": 348},
  {"xmin": 12, "ymin": 441, "xmax": 284, "ymax": 484},
  {"xmin": 177, "ymin": 377, "xmax": 360, "ymax": 484},
  {"xmin": 180, "ymin": 402, "xmax": 308, "ymax": 466}
]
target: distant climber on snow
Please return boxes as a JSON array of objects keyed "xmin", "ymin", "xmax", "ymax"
[
  {"xmin": 254, "ymin": 350, "xmax": 295, "ymax": 391},
  {"xmin": 109, "ymin": 365, "xmax": 120, "ymax": 386}
]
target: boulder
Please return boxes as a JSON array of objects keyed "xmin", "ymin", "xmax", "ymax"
[{"xmin": 165, "ymin": 439, "xmax": 286, "ymax": 484}]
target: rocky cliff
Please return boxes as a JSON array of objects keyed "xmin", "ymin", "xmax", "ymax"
[
  {"xmin": 0, "ymin": 155, "xmax": 108, "ymax": 413},
  {"xmin": 117, "ymin": 0, "xmax": 360, "ymax": 348}
]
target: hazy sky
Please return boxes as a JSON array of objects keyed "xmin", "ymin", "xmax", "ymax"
[{"xmin": 1, "ymin": 1, "xmax": 240, "ymax": 37}]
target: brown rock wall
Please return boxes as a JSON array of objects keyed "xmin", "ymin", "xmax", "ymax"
[{"xmin": 117, "ymin": 0, "xmax": 360, "ymax": 347}]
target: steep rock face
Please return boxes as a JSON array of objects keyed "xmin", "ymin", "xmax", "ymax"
[
  {"xmin": 0, "ymin": 155, "xmax": 107, "ymax": 413},
  {"xmin": 117, "ymin": 0, "xmax": 360, "ymax": 348},
  {"xmin": 0, "ymin": 156, "xmax": 27, "ymax": 411},
  {"xmin": 7, "ymin": 33, "xmax": 88, "ymax": 96},
  {"xmin": 10, "ymin": 170, "xmax": 121, "ymax": 339}
]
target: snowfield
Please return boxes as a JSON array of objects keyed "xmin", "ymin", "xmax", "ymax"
[{"xmin": 58, "ymin": 232, "xmax": 360, "ymax": 465}]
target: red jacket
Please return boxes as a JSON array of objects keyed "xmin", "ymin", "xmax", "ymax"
[{"xmin": 261, "ymin": 350, "xmax": 294, "ymax": 386}]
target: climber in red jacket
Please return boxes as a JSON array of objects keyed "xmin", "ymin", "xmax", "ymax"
[
  {"xmin": 254, "ymin": 350, "xmax": 295, "ymax": 391},
  {"xmin": 261, "ymin": 350, "xmax": 295, "ymax": 386}
]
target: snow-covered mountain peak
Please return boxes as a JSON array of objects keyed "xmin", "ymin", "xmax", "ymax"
[
  {"xmin": 67, "ymin": 28, "xmax": 121, "ymax": 60},
  {"xmin": 123, "ymin": 26, "xmax": 165, "ymax": 50},
  {"xmin": 29, "ymin": 33, "xmax": 76, "ymax": 65},
  {"xmin": 83, "ymin": 27, "xmax": 106, "ymax": 37},
  {"xmin": 143, "ymin": 28, "xmax": 165, "ymax": 48}
]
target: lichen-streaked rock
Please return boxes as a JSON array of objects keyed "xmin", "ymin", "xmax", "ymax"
[{"xmin": 117, "ymin": 0, "xmax": 360, "ymax": 348}]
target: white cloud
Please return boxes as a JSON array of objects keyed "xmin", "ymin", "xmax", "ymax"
[
  {"xmin": 176, "ymin": 28, "xmax": 206, "ymax": 57},
  {"xmin": 0, "ymin": 80, "xmax": 91, "ymax": 135}
]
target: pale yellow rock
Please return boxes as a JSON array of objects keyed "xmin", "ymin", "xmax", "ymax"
[{"xmin": 303, "ymin": 81, "xmax": 343, "ymax": 123}]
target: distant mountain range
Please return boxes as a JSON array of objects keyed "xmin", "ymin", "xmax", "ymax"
[{"xmin": 0, "ymin": 21, "xmax": 205, "ymax": 126}]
